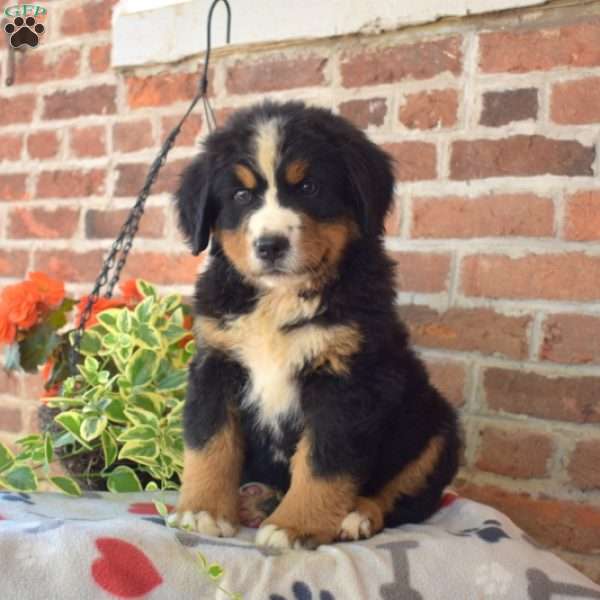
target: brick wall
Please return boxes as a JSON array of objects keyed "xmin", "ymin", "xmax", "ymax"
[{"xmin": 0, "ymin": 0, "xmax": 599, "ymax": 582}]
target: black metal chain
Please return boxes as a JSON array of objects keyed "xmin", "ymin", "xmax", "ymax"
[{"xmin": 70, "ymin": 0, "xmax": 232, "ymax": 371}]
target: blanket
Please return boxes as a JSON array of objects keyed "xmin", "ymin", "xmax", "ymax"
[{"xmin": 0, "ymin": 488, "xmax": 599, "ymax": 600}]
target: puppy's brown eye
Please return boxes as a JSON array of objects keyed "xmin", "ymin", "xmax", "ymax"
[
  {"xmin": 300, "ymin": 179, "xmax": 319, "ymax": 196},
  {"xmin": 233, "ymin": 189, "xmax": 253, "ymax": 204}
]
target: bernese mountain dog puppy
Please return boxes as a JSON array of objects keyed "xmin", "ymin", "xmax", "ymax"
[{"xmin": 169, "ymin": 101, "xmax": 460, "ymax": 549}]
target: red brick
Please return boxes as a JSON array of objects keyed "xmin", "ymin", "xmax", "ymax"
[
  {"xmin": 339, "ymin": 98, "xmax": 387, "ymax": 129},
  {"xmin": 0, "ymin": 94, "xmax": 36, "ymax": 126},
  {"xmin": 476, "ymin": 427, "xmax": 554, "ymax": 478},
  {"xmin": 412, "ymin": 194, "xmax": 554, "ymax": 238},
  {"xmin": 0, "ymin": 407, "xmax": 22, "ymax": 433},
  {"xmin": 8, "ymin": 207, "xmax": 80, "ymax": 239},
  {"xmin": 480, "ymin": 88, "xmax": 538, "ymax": 126},
  {"xmin": 0, "ymin": 133, "xmax": 22, "ymax": 161},
  {"xmin": 43, "ymin": 85, "xmax": 116, "ymax": 120},
  {"xmin": 85, "ymin": 207, "xmax": 165, "ymax": 239},
  {"xmin": 89, "ymin": 43, "xmax": 111, "ymax": 73},
  {"xmin": 382, "ymin": 142, "xmax": 437, "ymax": 181},
  {"xmin": 0, "ymin": 174, "xmax": 28, "ymax": 201},
  {"xmin": 565, "ymin": 190, "xmax": 600, "ymax": 241},
  {"xmin": 69, "ymin": 126, "xmax": 106, "ymax": 158},
  {"xmin": 27, "ymin": 131, "xmax": 60, "ymax": 160},
  {"xmin": 423, "ymin": 359, "xmax": 466, "ymax": 408},
  {"xmin": 551, "ymin": 77, "xmax": 600, "ymax": 124},
  {"xmin": 450, "ymin": 136, "xmax": 594, "ymax": 179},
  {"xmin": 34, "ymin": 250, "xmax": 105, "ymax": 283},
  {"xmin": 541, "ymin": 314, "xmax": 600, "ymax": 365},
  {"xmin": 37, "ymin": 169, "xmax": 105, "ymax": 199},
  {"xmin": 341, "ymin": 36, "xmax": 462, "ymax": 87},
  {"xmin": 14, "ymin": 48, "xmax": 80, "ymax": 84},
  {"xmin": 484, "ymin": 367, "xmax": 600, "ymax": 424},
  {"xmin": 568, "ymin": 439, "xmax": 600, "ymax": 490},
  {"xmin": 160, "ymin": 114, "xmax": 202, "ymax": 148},
  {"xmin": 0, "ymin": 250, "xmax": 28, "ymax": 277},
  {"xmin": 479, "ymin": 20, "xmax": 600, "ymax": 73},
  {"xmin": 122, "ymin": 252, "xmax": 203, "ymax": 285},
  {"xmin": 0, "ymin": 370, "xmax": 20, "ymax": 395},
  {"xmin": 115, "ymin": 159, "xmax": 187, "ymax": 197},
  {"xmin": 399, "ymin": 89, "xmax": 458, "ymax": 130},
  {"xmin": 113, "ymin": 120, "xmax": 154, "ymax": 153},
  {"xmin": 126, "ymin": 72, "xmax": 199, "ymax": 109},
  {"xmin": 384, "ymin": 197, "xmax": 402, "ymax": 236},
  {"xmin": 398, "ymin": 306, "xmax": 530, "ymax": 359},
  {"xmin": 61, "ymin": 0, "xmax": 116, "ymax": 35},
  {"xmin": 462, "ymin": 253, "xmax": 600, "ymax": 301},
  {"xmin": 226, "ymin": 54, "xmax": 326, "ymax": 94},
  {"xmin": 390, "ymin": 251, "xmax": 450, "ymax": 293},
  {"xmin": 457, "ymin": 482, "xmax": 600, "ymax": 553}
]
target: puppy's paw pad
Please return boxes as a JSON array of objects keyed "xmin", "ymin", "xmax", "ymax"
[
  {"xmin": 339, "ymin": 511, "xmax": 372, "ymax": 541},
  {"xmin": 256, "ymin": 524, "xmax": 302, "ymax": 549},
  {"xmin": 167, "ymin": 510, "xmax": 237, "ymax": 537}
]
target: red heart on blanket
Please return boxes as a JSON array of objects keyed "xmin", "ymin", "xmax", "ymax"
[
  {"xmin": 128, "ymin": 502, "xmax": 174, "ymax": 515},
  {"xmin": 92, "ymin": 537, "xmax": 163, "ymax": 598}
]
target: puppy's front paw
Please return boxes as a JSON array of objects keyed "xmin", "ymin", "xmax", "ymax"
[
  {"xmin": 338, "ymin": 511, "xmax": 372, "ymax": 541},
  {"xmin": 167, "ymin": 510, "xmax": 237, "ymax": 537},
  {"xmin": 255, "ymin": 523, "xmax": 304, "ymax": 549}
]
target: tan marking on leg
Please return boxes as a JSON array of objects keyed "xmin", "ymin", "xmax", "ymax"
[
  {"xmin": 233, "ymin": 164, "xmax": 257, "ymax": 190},
  {"xmin": 284, "ymin": 159, "xmax": 309, "ymax": 185},
  {"xmin": 177, "ymin": 409, "xmax": 244, "ymax": 525},
  {"xmin": 374, "ymin": 435, "xmax": 444, "ymax": 514},
  {"xmin": 259, "ymin": 435, "xmax": 357, "ymax": 546}
]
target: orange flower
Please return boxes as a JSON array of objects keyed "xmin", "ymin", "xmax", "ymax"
[
  {"xmin": 120, "ymin": 279, "xmax": 144, "ymax": 305},
  {"xmin": 76, "ymin": 296, "xmax": 126, "ymax": 329},
  {"xmin": 29, "ymin": 272, "xmax": 65, "ymax": 308},
  {"xmin": 1, "ymin": 281, "xmax": 41, "ymax": 330},
  {"xmin": 0, "ymin": 306, "xmax": 17, "ymax": 344}
]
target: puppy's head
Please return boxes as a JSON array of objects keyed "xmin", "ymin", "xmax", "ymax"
[{"xmin": 175, "ymin": 101, "xmax": 394, "ymax": 288}]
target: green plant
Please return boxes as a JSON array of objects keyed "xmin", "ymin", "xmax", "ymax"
[{"xmin": 0, "ymin": 281, "xmax": 194, "ymax": 495}]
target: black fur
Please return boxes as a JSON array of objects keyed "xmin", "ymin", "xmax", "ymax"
[{"xmin": 176, "ymin": 101, "xmax": 460, "ymax": 528}]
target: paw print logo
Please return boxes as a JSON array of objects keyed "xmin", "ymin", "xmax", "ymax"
[{"xmin": 4, "ymin": 16, "xmax": 45, "ymax": 48}]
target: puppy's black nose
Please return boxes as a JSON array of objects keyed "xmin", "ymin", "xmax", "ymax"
[{"xmin": 254, "ymin": 235, "xmax": 290, "ymax": 262}]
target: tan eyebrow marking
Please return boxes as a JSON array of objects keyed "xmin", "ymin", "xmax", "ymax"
[
  {"xmin": 233, "ymin": 164, "xmax": 257, "ymax": 190},
  {"xmin": 285, "ymin": 159, "xmax": 309, "ymax": 185}
]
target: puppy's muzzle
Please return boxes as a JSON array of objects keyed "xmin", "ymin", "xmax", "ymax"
[{"xmin": 254, "ymin": 235, "xmax": 290, "ymax": 264}]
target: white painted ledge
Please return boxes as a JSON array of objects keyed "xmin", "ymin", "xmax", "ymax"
[{"xmin": 112, "ymin": 0, "xmax": 547, "ymax": 69}]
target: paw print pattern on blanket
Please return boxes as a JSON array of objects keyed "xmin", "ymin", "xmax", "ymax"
[
  {"xmin": 453, "ymin": 519, "xmax": 510, "ymax": 543},
  {"xmin": 270, "ymin": 581, "xmax": 335, "ymax": 600},
  {"xmin": 0, "ymin": 492, "xmax": 34, "ymax": 505}
]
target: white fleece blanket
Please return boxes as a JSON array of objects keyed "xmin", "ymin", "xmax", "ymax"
[{"xmin": 0, "ymin": 489, "xmax": 599, "ymax": 600}]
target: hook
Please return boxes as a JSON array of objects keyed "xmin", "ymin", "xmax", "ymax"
[{"xmin": 200, "ymin": 0, "xmax": 231, "ymax": 96}]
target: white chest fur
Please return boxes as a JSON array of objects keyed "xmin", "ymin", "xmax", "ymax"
[{"xmin": 195, "ymin": 289, "xmax": 361, "ymax": 437}]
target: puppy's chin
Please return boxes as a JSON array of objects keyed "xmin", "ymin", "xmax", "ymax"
[{"xmin": 256, "ymin": 271, "xmax": 311, "ymax": 290}]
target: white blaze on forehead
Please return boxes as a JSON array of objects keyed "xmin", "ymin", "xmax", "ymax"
[{"xmin": 248, "ymin": 118, "xmax": 301, "ymax": 241}]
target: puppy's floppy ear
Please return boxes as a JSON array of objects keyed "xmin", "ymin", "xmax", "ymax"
[
  {"xmin": 174, "ymin": 154, "xmax": 217, "ymax": 255},
  {"xmin": 344, "ymin": 135, "xmax": 395, "ymax": 237}
]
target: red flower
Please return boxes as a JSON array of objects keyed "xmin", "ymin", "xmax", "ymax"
[
  {"xmin": 120, "ymin": 279, "xmax": 144, "ymax": 305},
  {"xmin": 76, "ymin": 296, "xmax": 126, "ymax": 329},
  {"xmin": 29, "ymin": 272, "xmax": 65, "ymax": 309},
  {"xmin": 1, "ymin": 281, "xmax": 41, "ymax": 330},
  {"xmin": 0, "ymin": 306, "xmax": 17, "ymax": 344}
]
